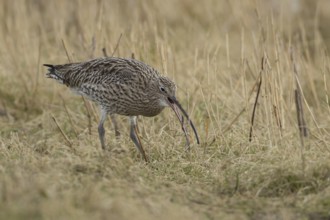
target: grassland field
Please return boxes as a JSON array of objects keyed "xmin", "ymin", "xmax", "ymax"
[{"xmin": 1, "ymin": 0, "xmax": 330, "ymax": 219}]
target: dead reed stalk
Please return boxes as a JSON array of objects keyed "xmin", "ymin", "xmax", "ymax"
[
  {"xmin": 249, "ymin": 57, "xmax": 264, "ymax": 142},
  {"xmin": 291, "ymin": 48, "xmax": 307, "ymax": 173},
  {"xmin": 51, "ymin": 114, "xmax": 73, "ymax": 149}
]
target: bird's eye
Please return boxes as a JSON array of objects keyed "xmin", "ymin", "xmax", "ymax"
[{"xmin": 160, "ymin": 87, "xmax": 166, "ymax": 93}]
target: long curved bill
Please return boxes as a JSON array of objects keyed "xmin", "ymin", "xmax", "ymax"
[{"xmin": 167, "ymin": 96, "xmax": 200, "ymax": 146}]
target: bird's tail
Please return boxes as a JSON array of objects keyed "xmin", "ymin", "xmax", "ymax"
[{"xmin": 44, "ymin": 64, "xmax": 65, "ymax": 84}]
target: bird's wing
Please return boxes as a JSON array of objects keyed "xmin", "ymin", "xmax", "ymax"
[
  {"xmin": 75, "ymin": 82, "xmax": 109, "ymax": 103},
  {"xmin": 45, "ymin": 57, "xmax": 156, "ymax": 88}
]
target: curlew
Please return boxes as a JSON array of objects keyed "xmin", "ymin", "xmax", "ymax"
[{"xmin": 44, "ymin": 57, "xmax": 199, "ymax": 162}]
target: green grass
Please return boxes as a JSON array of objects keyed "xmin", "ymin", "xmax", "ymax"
[{"xmin": 1, "ymin": 0, "xmax": 330, "ymax": 219}]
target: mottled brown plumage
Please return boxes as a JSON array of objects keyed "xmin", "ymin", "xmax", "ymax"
[{"xmin": 45, "ymin": 57, "xmax": 199, "ymax": 162}]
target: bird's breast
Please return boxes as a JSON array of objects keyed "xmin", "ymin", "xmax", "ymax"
[{"xmin": 140, "ymin": 106, "xmax": 165, "ymax": 117}]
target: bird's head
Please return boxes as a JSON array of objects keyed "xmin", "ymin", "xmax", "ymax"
[
  {"xmin": 156, "ymin": 76, "xmax": 177, "ymax": 107},
  {"xmin": 155, "ymin": 76, "xmax": 200, "ymax": 146}
]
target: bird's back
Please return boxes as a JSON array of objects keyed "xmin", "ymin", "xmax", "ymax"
[
  {"xmin": 45, "ymin": 57, "xmax": 159, "ymax": 87},
  {"xmin": 45, "ymin": 57, "xmax": 164, "ymax": 116}
]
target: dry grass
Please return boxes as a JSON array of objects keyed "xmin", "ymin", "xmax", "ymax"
[{"xmin": 1, "ymin": 0, "xmax": 330, "ymax": 219}]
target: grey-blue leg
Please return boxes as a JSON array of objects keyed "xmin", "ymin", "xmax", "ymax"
[
  {"xmin": 129, "ymin": 116, "xmax": 148, "ymax": 162},
  {"xmin": 98, "ymin": 109, "xmax": 107, "ymax": 150}
]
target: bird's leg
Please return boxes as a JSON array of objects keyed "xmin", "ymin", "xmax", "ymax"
[
  {"xmin": 135, "ymin": 116, "xmax": 140, "ymax": 133},
  {"xmin": 110, "ymin": 114, "xmax": 120, "ymax": 137},
  {"xmin": 129, "ymin": 116, "xmax": 148, "ymax": 162},
  {"xmin": 98, "ymin": 109, "xmax": 107, "ymax": 150}
]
